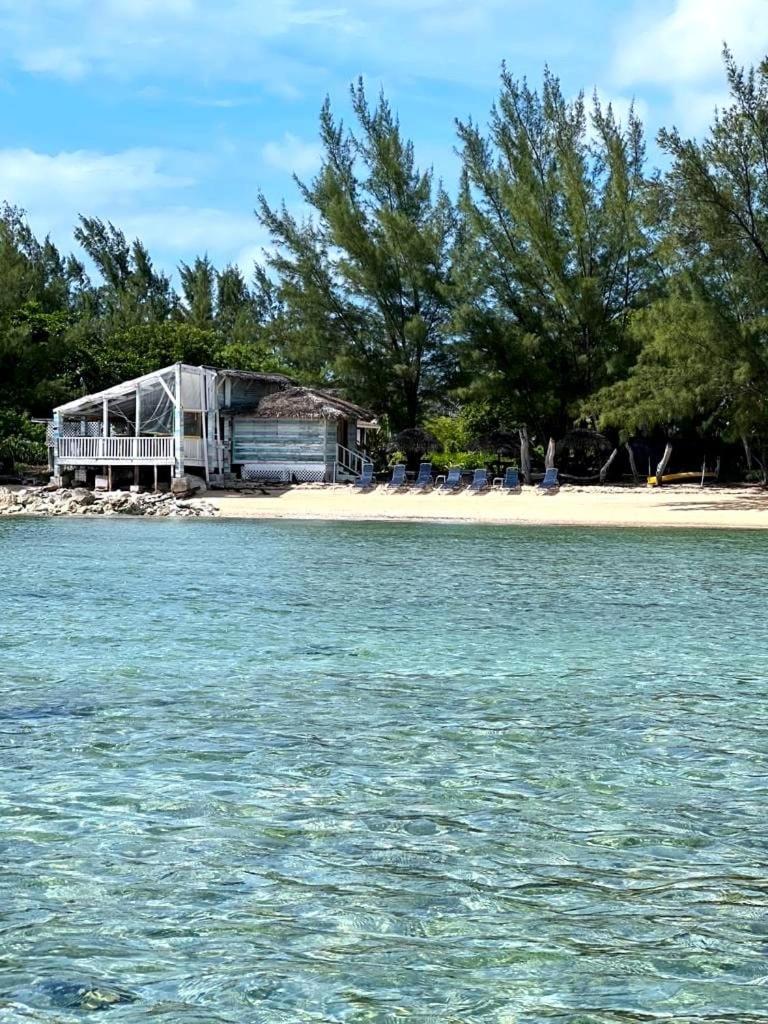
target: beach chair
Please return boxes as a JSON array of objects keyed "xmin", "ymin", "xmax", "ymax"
[
  {"xmin": 438, "ymin": 467, "xmax": 463, "ymax": 493},
  {"xmin": 412, "ymin": 462, "xmax": 433, "ymax": 492},
  {"xmin": 386, "ymin": 463, "xmax": 407, "ymax": 491},
  {"xmin": 468, "ymin": 468, "xmax": 490, "ymax": 493},
  {"xmin": 494, "ymin": 466, "xmax": 521, "ymax": 493},
  {"xmin": 353, "ymin": 463, "xmax": 374, "ymax": 490},
  {"xmin": 538, "ymin": 467, "xmax": 559, "ymax": 494}
]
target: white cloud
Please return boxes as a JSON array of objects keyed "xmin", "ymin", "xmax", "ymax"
[
  {"xmin": 592, "ymin": 90, "xmax": 649, "ymax": 128},
  {"xmin": 19, "ymin": 46, "xmax": 87, "ymax": 79},
  {"xmin": 0, "ymin": 0, "xmax": 533, "ymax": 93},
  {"xmin": 0, "ymin": 147, "xmax": 193, "ymax": 210},
  {"xmin": 261, "ymin": 133, "xmax": 323, "ymax": 176},
  {"xmin": 0, "ymin": 145, "xmax": 267, "ymax": 274},
  {"xmin": 609, "ymin": 0, "xmax": 768, "ymax": 136},
  {"xmin": 0, "ymin": 0, "xmax": 348, "ymax": 92},
  {"xmin": 614, "ymin": 0, "xmax": 768, "ymax": 87},
  {"xmin": 118, "ymin": 207, "xmax": 266, "ymax": 256}
]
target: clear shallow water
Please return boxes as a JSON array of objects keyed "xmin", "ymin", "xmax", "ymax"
[{"xmin": 1, "ymin": 517, "xmax": 768, "ymax": 1023}]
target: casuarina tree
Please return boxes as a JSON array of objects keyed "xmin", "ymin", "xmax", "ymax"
[{"xmin": 257, "ymin": 81, "xmax": 457, "ymax": 428}]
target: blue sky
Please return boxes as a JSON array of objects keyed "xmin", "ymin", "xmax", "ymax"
[{"xmin": 0, "ymin": 0, "xmax": 765, "ymax": 278}]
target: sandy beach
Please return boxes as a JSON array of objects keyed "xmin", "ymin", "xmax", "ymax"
[{"xmin": 200, "ymin": 483, "xmax": 768, "ymax": 530}]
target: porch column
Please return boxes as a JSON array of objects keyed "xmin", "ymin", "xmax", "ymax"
[
  {"xmin": 173, "ymin": 364, "xmax": 184, "ymax": 478},
  {"xmin": 199, "ymin": 370, "xmax": 210, "ymax": 484},
  {"xmin": 52, "ymin": 410, "xmax": 62, "ymax": 480},
  {"xmin": 101, "ymin": 396, "xmax": 109, "ymax": 460},
  {"xmin": 134, "ymin": 383, "xmax": 141, "ymax": 461}
]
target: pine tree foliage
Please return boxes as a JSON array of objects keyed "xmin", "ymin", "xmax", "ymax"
[
  {"xmin": 593, "ymin": 49, "xmax": 768, "ymax": 447},
  {"xmin": 456, "ymin": 67, "xmax": 654, "ymax": 436},
  {"xmin": 257, "ymin": 81, "xmax": 457, "ymax": 428}
]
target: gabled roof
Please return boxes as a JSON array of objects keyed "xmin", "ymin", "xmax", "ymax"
[{"xmin": 54, "ymin": 363, "xmax": 181, "ymax": 414}]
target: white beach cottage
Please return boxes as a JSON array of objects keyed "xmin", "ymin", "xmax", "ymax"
[{"xmin": 50, "ymin": 363, "xmax": 376, "ymax": 489}]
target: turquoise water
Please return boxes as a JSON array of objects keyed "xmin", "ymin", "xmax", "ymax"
[{"xmin": 2, "ymin": 517, "xmax": 768, "ymax": 1023}]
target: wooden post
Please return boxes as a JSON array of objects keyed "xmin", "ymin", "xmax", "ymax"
[
  {"xmin": 107, "ymin": 465, "xmax": 113, "ymax": 491},
  {"xmin": 153, "ymin": 464, "xmax": 158, "ymax": 492}
]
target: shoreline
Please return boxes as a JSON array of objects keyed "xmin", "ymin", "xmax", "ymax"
[{"xmin": 197, "ymin": 483, "xmax": 768, "ymax": 531}]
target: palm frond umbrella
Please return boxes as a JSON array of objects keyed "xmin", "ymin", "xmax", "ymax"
[
  {"xmin": 555, "ymin": 429, "xmax": 616, "ymax": 482},
  {"xmin": 392, "ymin": 428, "xmax": 440, "ymax": 469}
]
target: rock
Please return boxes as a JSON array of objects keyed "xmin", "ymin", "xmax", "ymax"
[
  {"xmin": 171, "ymin": 474, "xmax": 205, "ymax": 497},
  {"xmin": 0, "ymin": 483, "xmax": 217, "ymax": 518},
  {"xmin": 27, "ymin": 979, "xmax": 137, "ymax": 1012},
  {"xmin": 70, "ymin": 487, "xmax": 95, "ymax": 506}
]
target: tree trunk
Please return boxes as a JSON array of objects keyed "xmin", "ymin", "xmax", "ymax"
[
  {"xmin": 599, "ymin": 447, "xmax": 618, "ymax": 484},
  {"xmin": 742, "ymin": 435, "xmax": 753, "ymax": 470},
  {"xmin": 625, "ymin": 442, "xmax": 639, "ymax": 484},
  {"xmin": 544, "ymin": 437, "xmax": 556, "ymax": 470},
  {"xmin": 519, "ymin": 426, "xmax": 531, "ymax": 485},
  {"xmin": 655, "ymin": 443, "xmax": 673, "ymax": 486}
]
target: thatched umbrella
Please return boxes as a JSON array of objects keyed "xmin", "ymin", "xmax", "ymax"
[
  {"xmin": 392, "ymin": 427, "xmax": 440, "ymax": 469},
  {"xmin": 555, "ymin": 428, "xmax": 617, "ymax": 482},
  {"xmin": 480, "ymin": 429, "xmax": 521, "ymax": 477}
]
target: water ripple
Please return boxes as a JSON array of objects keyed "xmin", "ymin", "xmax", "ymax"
[{"xmin": 1, "ymin": 518, "xmax": 768, "ymax": 1021}]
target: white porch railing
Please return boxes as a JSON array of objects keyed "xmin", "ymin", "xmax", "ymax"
[
  {"xmin": 57, "ymin": 436, "xmax": 175, "ymax": 463},
  {"xmin": 336, "ymin": 443, "xmax": 372, "ymax": 478}
]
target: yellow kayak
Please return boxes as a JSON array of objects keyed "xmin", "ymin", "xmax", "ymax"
[{"xmin": 647, "ymin": 471, "xmax": 717, "ymax": 487}]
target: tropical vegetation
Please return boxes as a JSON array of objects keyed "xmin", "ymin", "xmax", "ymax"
[{"xmin": 2, "ymin": 49, "xmax": 767, "ymax": 481}]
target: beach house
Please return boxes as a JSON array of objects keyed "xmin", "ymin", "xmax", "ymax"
[{"xmin": 50, "ymin": 363, "xmax": 376, "ymax": 489}]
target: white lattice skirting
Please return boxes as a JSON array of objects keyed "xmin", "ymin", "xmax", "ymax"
[{"xmin": 241, "ymin": 462, "xmax": 328, "ymax": 483}]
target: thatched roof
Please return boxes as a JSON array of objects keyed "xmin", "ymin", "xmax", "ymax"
[
  {"xmin": 556, "ymin": 429, "xmax": 613, "ymax": 456},
  {"xmin": 250, "ymin": 386, "xmax": 374, "ymax": 422}
]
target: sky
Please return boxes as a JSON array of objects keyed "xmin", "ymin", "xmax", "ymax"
[{"xmin": 0, "ymin": 0, "xmax": 766, "ymax": 279}]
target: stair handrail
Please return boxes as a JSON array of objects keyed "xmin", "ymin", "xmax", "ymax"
[{"xmin": 336, "ymin": 443, "xmax": 372, "ymax": 477}]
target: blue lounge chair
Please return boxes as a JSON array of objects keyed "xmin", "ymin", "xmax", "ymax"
[
  {"xmin": 386, "ymin": 464, "xmax": 407, "ymax": 491},
  {"xmin": 412, "ymin": 462, "xmax": 433, "ymax": 492},
  {"xmin": 495, "ymin": 467, "xmax": 521, "ymax": 493},
  {"xmin": 538, "ymin": 467, "xmax": 559, "ymax": 493},
  {"xmin": 353, "ymin": 463, "xmax": 375, "ymax": 489},
  {"xmin": 438, "ymin": 467, "xmax": 463, "ymax": 493},
  {"xmin": 469, "ymin": 468, "xmax": 490, "ymax": 493}
]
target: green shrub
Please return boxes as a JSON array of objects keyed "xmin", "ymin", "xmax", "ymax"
[
  {"xmin": 387, "ymin": 449, "xmax": 406, "ymax": 468},
  {"xmin": 0, "ymin": 413, "xmax": 47, "ymax": 468},
  {"xmin": 423, "ymin": 414, "xmax": 473, "ymax": 453},
  {"xmin": 425, "ymin": 450, "xmax": 497, "ymax": 474}
]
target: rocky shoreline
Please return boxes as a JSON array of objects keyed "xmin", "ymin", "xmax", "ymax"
[{"xmin": 0, "ymin": 486, "xmax": 218, "ymax": 518}]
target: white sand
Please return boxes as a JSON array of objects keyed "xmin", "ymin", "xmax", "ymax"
[{"xmin": 198, "ymin": 483, "xmax": 768, "ymax": 530}]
